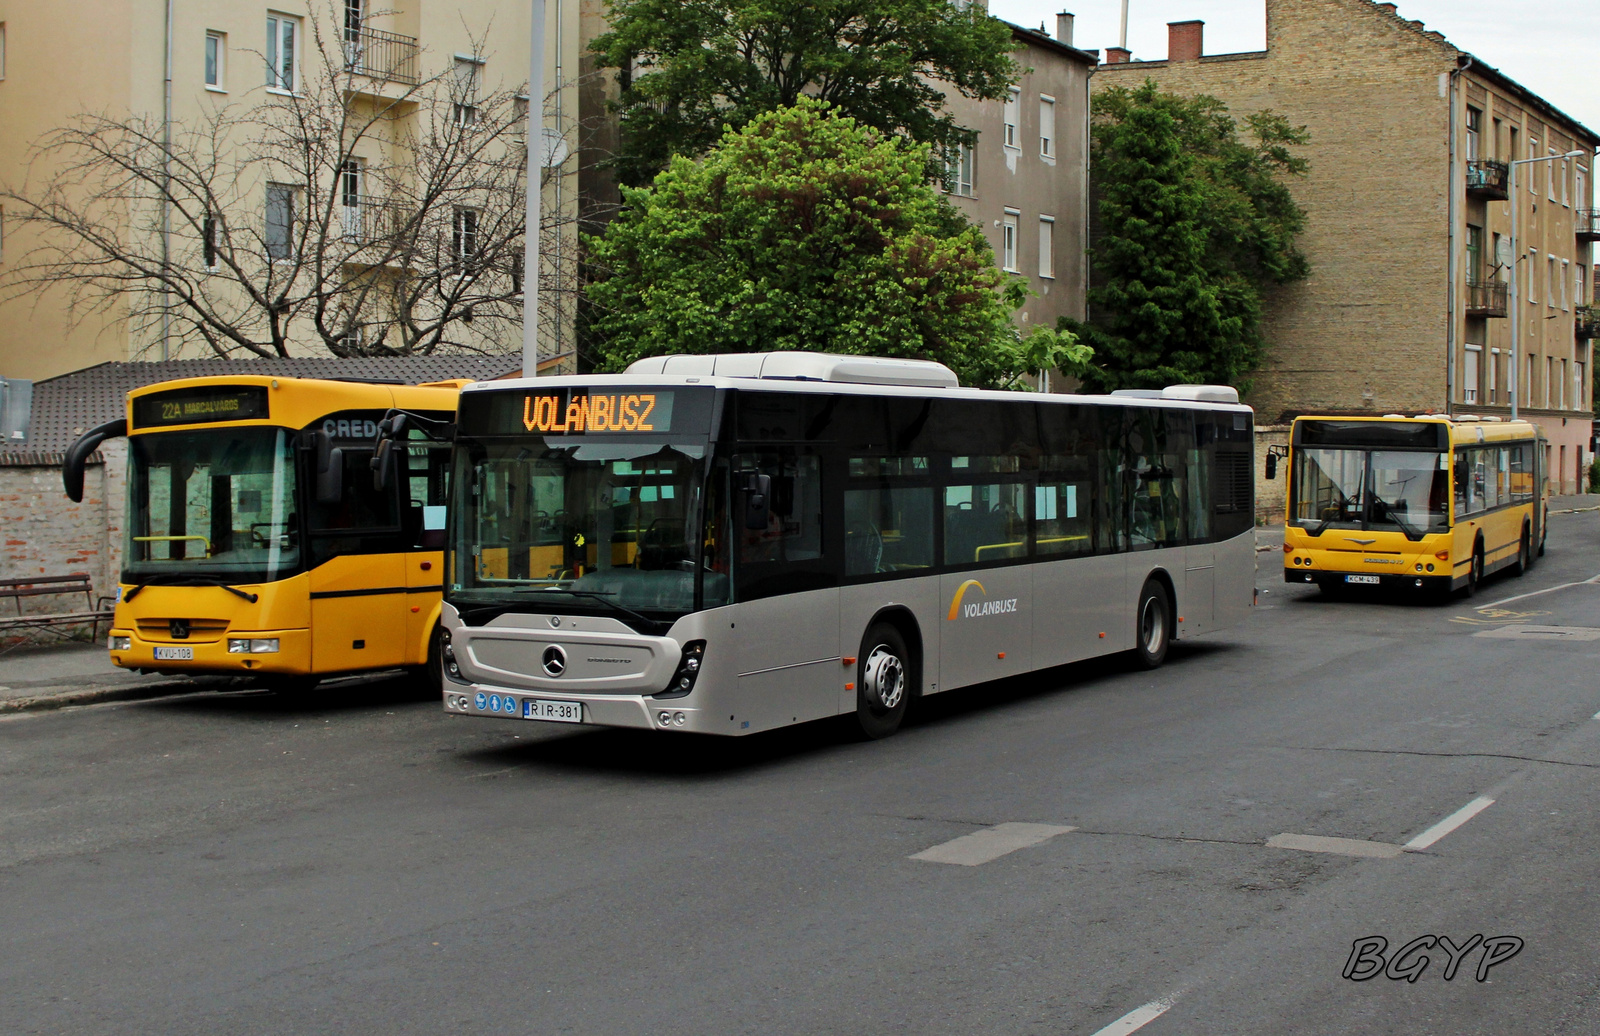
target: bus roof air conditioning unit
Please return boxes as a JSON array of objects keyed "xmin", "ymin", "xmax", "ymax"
[{"xmin": 623, "ymin": 352, "xmax": 960, "ymax": 389}]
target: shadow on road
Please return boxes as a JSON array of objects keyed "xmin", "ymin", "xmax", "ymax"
[{"xmin": 138, "ymin": 672, "xmax": 436, "ymax": 717}]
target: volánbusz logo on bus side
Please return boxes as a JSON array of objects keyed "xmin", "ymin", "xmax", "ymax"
[{"xmin": 947, "ymin": 579, "xmax": 1020, "ymax": 621}]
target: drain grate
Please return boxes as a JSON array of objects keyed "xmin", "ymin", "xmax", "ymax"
[{"xmin": 1472, "ymin": 624, "xmax": 1600, "ymax": 641}]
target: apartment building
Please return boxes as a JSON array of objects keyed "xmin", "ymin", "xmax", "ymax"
[
  {"xmin": 0, "ymin": 0, "xmax": 583, "ymax": 382},
  {"xmin": 1096, "ymin": 0, "xmax": 1597, "ymax": 494},
  {"xmin": 940, "ymin": 16, "xmax": 1097, "ymax": 367}
]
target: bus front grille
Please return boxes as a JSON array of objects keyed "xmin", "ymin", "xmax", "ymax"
[{"xmin": 136, "ymin": 618, "xmax": 230, "ymax": 643}]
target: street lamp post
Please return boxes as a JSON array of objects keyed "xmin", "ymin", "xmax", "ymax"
[
  {"xmin": 1506, "ymin": 149, "xmax": 1586, "ymax": 420},
  {"xmin": 521, "ymin": 0, "xmax": 547, "ymax": 378}
]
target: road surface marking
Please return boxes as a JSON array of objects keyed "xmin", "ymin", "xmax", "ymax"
[
  {"xmin": 910, "ymin": 822, "xmax": 1075, "ymax": 866},
  {"xmin": 1405, "ymin": 796, "xmax": 1495, "ymax": 850},
  {"xmin": 1266, "ymin": 833, "xmax": 1404, "ymax": 858},
  {"xmin": 1471, "ymin": 624, "xmax": 1600, "ymax": 641},
  {"xmin": 1090, "ymin": 996, "xmax": 1178, "ymax": 1036},
  {"xmin": 1477, "ymin": 573, "xmax": 1600, "ymax": 611}
]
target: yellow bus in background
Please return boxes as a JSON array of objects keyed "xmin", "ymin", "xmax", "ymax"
[
  {"xmin": 1274, "ymin": 415, "xmax": 1547, "ymax": 598},
  {"xmin": 63, "ymin": 375, "xmax": 461, "ymax": 692}
]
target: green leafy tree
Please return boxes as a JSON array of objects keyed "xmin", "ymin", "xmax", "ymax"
[
  {"xmin": 585, "ymin": 100, "xmax": 1089, "ymax": 389},
  {"xmin": 1067, "ymin": 80, "xmax": 1310, "ymax": 392},
  {"xmin": 591, "ymin": 0, "xmax": 1019, "ymax": 187}
]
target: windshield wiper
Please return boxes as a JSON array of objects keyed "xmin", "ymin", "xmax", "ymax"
[
  {"xmin": 511, "ymin": 586, "xmax": 665, "ymax": 633},
  {"xmin": 124, "ymin": 577, "xmax": 259, "ymax": 603},
  {"xmin": 1384, "ymin": 510, "xmax": 1424, "ymax": 542}
]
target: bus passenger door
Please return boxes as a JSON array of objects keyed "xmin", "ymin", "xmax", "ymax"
[
  {"xmin": 402, "ymin": 440, "xmax": 452, "ymax": 663},
  {"xmin": 306, "ymin": 445, "xmax": 408, "ymax": 673}
]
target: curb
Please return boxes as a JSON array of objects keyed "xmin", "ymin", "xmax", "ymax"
[{"xmin": 0, "ymin": 679, "xmax": 211, "ymax": 715}]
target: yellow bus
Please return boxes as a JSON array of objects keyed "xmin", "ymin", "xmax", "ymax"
[
  {"xmin": 63, "ymin": 375, "xmax": 461, "ymax": 692},
  {"xmin": 1272, "ymin": 415, "xmax": 1547, "ymax": 597}
]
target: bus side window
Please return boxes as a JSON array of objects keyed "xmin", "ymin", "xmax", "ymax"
[
  {"xmin": 735, "ymin": 451, "xmax": 823, "ymax": 565},
  {"xmin": 1454, "ymin": 450, "xmax": 1470, "ymax": 517}
]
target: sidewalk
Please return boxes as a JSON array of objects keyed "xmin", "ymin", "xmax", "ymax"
[{"xmin": 0, "ymin": 641, "xmax": 230, "ymax": 714}]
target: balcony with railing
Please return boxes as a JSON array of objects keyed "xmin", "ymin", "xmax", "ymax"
[
  {"xmin": 1579, "ymin": 209, "xmax": 1600, "ymax": 244},
  {"xmin": 339, "ymin": 196, "xmax": 409, "ymax": 249},
  {"xmin": 1578, "ymin": 305, "xmax": 1599, "ymax": 341},
  {"xmin": 1465, "ymin": 278, "xmax": 1508, "ymax": 318},
  {"xmin": 343, "ymin": 28, "xmax": 420, "ymax": 88},
  {"xmin": 1466, "ymin": 159, "xmax": 1509, "ymax": 199}
]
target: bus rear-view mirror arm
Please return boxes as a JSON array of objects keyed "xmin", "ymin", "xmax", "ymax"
[
  {"xmin": 1266, "ymin": 444, "xmax": 1289, "ymax": 480},
  {"xmin": 308, "ymin": 430, "xmax": 343, "ymax": 504},
  {"xmin": 62, "ymin": 418, "xmax": 129, "ymax": 502}
]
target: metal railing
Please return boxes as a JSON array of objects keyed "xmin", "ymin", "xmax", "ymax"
[
  {"xmin": 1465, "ymin": 278, "xmax": 1508, "ymax": 317},
  {"xmin": 1578, "ymin": 209, "xmax": 1600, "ymax": 242},
  {"xmin": 343, "ymin": 28, "xmax": 420, "ymax": 86},
  {"xmin": 1466, "ymin": 159, "xmax": 1509, "ymax": 197},
  {"xmin": 339, "ymin": 195, "xmax": 408, "ymax": 247}
]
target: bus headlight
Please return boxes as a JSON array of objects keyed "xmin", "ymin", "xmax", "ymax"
[
  {"xmin": 657, "ymin": 641, "xmax": 706, "ymax": 698},
  {"xmin": 109, "ymin": 636, "xmax": 131, "ymax": 651},
  {"xmin": 441, "ymin": 629, "xmax": 461, "ymax": 679},
  {"xmin": 228, "ymin": 638, "xmax": 280, "ymax": 653}
]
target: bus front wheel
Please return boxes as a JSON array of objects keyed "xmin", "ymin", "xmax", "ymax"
[
  {"xmin": 1133, "ymin": 579, "xmax": 1171, "ymax": 670},
  {"xmin": 1462, "ymin": 545, "xmax": 1484, "ymax": 597},
  {"xmin": 854, "ymin": 623, "xmax": 912, "ymax": 740},
  {"xmin": 1512, "ymin": 526, "xmax": 1532, "ymax": 576}
]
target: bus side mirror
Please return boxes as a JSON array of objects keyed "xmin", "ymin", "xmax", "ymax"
[
  {"xmin": 741, "ymin": 471, "xmax": 772, "ymax": 531},
  {"xmin": 372, "ymin": 438, "xmax": 397, "ymax": 491},
  {"xmin": 1265, "ymin": 454, "xmax": 1278, "ymax": 480},
  {"xmin": 312, "ymin": 431, "xmax": 343, "ymax": 504}
]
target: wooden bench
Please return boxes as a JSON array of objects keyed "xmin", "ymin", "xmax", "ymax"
[{"xmin": 0, "ymin": 574, "xmax": 116, "ymax": 647}]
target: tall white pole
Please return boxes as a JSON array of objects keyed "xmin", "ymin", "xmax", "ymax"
[
  {"xmin": 521, "ymin": 0, "xmax": 546, "ymax": 377},
  {"xmin": 1119, "ymin": 0, "xmax": 1130, "ymax": 50},
  {"xmin": 1509, "ymin": 161, "xmax": 1519, "ymax": 420}
]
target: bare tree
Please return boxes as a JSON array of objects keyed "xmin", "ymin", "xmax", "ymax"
[{"xmin": 0, "ymin": 5, "xmax": 586, "ymax": 358}]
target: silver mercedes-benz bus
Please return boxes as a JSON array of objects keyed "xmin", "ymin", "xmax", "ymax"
[{"xmin": 436, "ymin": 352, "xmax": 1256, "ymax": 738}]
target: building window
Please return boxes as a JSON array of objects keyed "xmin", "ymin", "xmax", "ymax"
[
  {"xmin": 1039, "ymin": 95, "xmax": 1055, "ymax": 160},
  {"xmin": 345, "ymin": 0, "xmax": 364, "ymax": 40},
  {"xmin": 266, "ymin": 14, "xmax": 299, "ymax": 92},
  {"xmin": 1466, "ymin": 106, "xmax": 1481, "ymax": 161},
  {"xmin": 453, "ymin": 57, "xmax": 482, "ymax": 126},
  {"xmin": 1527, "ymin": 354, "xmax": 1536, "ymax": 404},
  {"xmin": 1001, "ymin": 209, "xmax": 1018, "ymax": 272},
  {"xmin": 1550, "ymin": 148, "xmax": 1561, "ymax": 203},
  {"xmin": 205, "ymin": 31, "xmax": 225, "ymax": 89},
  {"xmin": 203, "ymin": 215, "xmax": 218, "ymax": 269},
  {"xmin": 0, "ymin": 22, "xmax": 7, "ymax": 81},
  {"xmin": 944, "ymin": 143, "xmax": 973, "ymax": 197},
  {"xmin": 452, "ymin": 207, "xmax": 479, "ymax": 271},
  {"xmin": 1579, "ymin": 264, "xmax": 1589, "ymax": 307},
  {"xmin": 1548, "ymin": 254, "xmax": 1557, "ymax": 307},
  {"xmin": 1529, "ymin": 136, "xmax": 1539, "ymax": 194},
  {"xmin": 1463, "ymin": 345, "xmax": 1480, "ymax": 404},
  {"xmin": 266, "ymin": 183, "xmax": 295, "ymax": 260},
  {"xmin": 1489, "ymin": 348, "xmax": 1501, "ymax": 404},
  {"xmin": 1038, "ymin": 216, "xmax": 1054, "ymax": 279},
  {"xmin": 1003, "ymin": 89, "xmax": 1020, "ymax": 150},
  {"xmin": 1562, "ymin": 258, "xmax": 1570, "ymax": 310},
  {"xmin": 1560, "ymin": 358, "xmax": 1569, "ymax": 410},
  {"xmin": 1529, "ymin": 249, "xmax": 1538, "ymax": 304},
  {"xmin": 1466, "ymin": 224, "xmax": 1483, "ymax": 282},
  {"xmin": 1546, "ymin": 357, "xmax": 1554, "ymax": 408},
  {"xmin": 1579, "ymin": 166, "xmax": 1589, "ymax": 210},
  {"xmin": 1491, "ymin": 117, "xmax": 1502, "ymax": 160}
]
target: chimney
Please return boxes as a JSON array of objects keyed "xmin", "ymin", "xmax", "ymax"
[
  {"xmin": 1056, "ymin": 12, "xmax": 1074, "ymax": 47},
  {"xmin": 1106, "ymin": 46, "xmax": 1131, "ymax": 64},
  {"xmin": 1376, "ymin": 2, "xmax": 1398, "ymax": 13},
  {"xmin": 1168, "ymin": 20, "xmax": 1203, "ymax": 62}
]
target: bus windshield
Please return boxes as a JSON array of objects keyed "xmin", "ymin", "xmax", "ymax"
[
  {"xmin": 1292, "ymin": 447, "xmax": 1449, "ymax": 538},
  {"xmin": 449, "ymin": 438, "xmax": 726, "ymax": 625},
  {"xmin": 125, "ymin": 427, "xmax": 302, "ymax": 583}
]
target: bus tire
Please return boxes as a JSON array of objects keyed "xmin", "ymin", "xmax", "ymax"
[
  {"xmin": 1462, "ymin": 543, "xmax": 1484, "ymax": 597},
  {"xmin": 1512, "ymin": 525, "xmax": 1532, "ymax": 577},
  {"xmin": 1133, "ymin": 579, "xmax": 1171, "ymax": 670},
  {"xmin": 413, "ymin": 623, "xmax": 444, "ymax": 695},
  {"xmin": 854, "ymin": 622, "xmax": 911, "ymax": 740}
]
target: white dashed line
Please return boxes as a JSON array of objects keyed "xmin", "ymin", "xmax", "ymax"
[
  {"xmin": 1405, "ymin": 796, "xmax": 1495, "ymax": 850},
  {"xmin": 1089, "ymin": 996, "xmax": 1178, "ymax": 1036},
  {"xmin": 1266, "ymin": 833, "xmax": 1404, "ymax": 858},
  {"xmin": 910, "ymin": 822, "xmax": 1075, "ymax": 866}
]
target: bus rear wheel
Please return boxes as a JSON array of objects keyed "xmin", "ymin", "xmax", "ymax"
[
  {"xmin": 1133, "ymin": 579, "xmax": 1171, "ymax": 670},
  {"xmin": 854, "ymin": 623, "xmax": 912, "ymax": 740},
  {"xmin": 1512, "ymin": 526, "xmax": 1532, "ymax": 577}
]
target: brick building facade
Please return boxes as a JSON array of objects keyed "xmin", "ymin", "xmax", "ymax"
[{"xmin": 1096, "ymin": 0, "xmax": 1597, "ymax": 503}]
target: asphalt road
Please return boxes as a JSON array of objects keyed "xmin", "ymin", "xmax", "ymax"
[{"xmin": 4, "ymin": 513, "xmax": 1599, "ymax": 1035}]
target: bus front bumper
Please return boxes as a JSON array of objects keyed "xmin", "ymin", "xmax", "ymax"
[
  {"xmin": 441, "ymin": 682, "xmax": 711, "ymax": 733},
  {"xmin": 1284, "ymin": 570, "xmax": 1455, "ymax": 593},
  {"xmin": 109, "ymin": 627, "xmax": 311, "ymax": 676}
]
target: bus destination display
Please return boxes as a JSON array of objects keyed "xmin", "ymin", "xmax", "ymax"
[
  {"xmin": 521, "ymin": 391, "xmax": 676, "ymax": 434},
  {"xmin": 131, "ymin": 386, "xmax": 270, "ymax": 429}
]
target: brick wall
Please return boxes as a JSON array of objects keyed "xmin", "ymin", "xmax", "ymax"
[
  {"xmin": 0, "ymin": 440, "xmax": 125, "ymax": 645},
  {"xmin": 1096, "ymin": 0, "xmax": 1458, "ymax": 424}
]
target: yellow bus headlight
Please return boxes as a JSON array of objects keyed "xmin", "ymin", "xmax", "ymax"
[
  {"xmin": 109, "ymin": 636, "xmax": 131, "ymax": 651},
  {"xmin": 228, "ymin": 638, "xmax": 280, "ymax": 653}
]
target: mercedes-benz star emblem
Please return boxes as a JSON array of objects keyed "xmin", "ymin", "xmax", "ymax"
[{"xmin": 542, "ymin": 645, "xmax": 567, "ymax": 677}]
